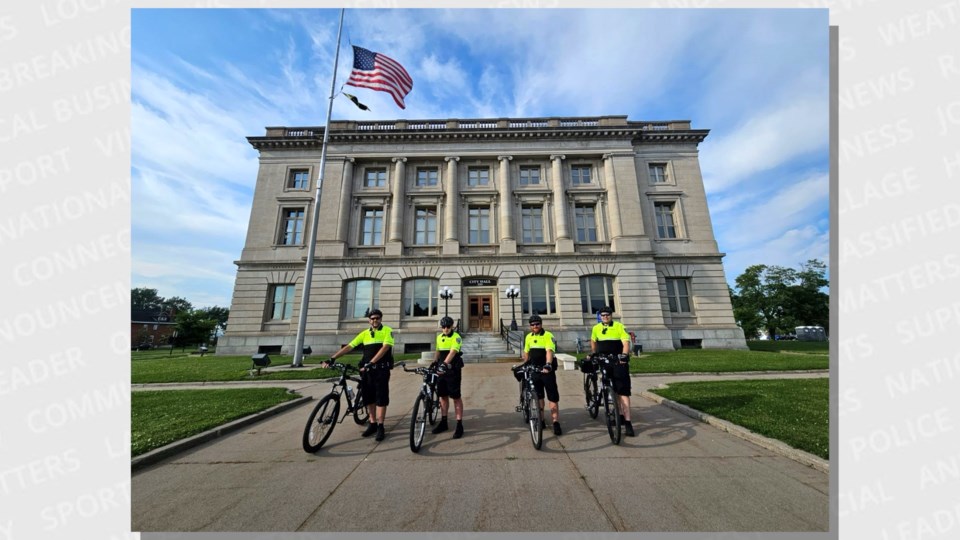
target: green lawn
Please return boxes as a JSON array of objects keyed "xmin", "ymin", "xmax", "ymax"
[
  {"xmin": 650, "ymin": 378, "xmax": 829, "ymax": 459},
  {"xmin": 132, "ymin": 352, "xmax": 423, "ymax": 384},
  {"xmin": 131, "ymin": 388, "xmax": 300, "ymax": 456},
  {"xmin": 574, "ymin": 349, "xmax": 828, "ymax": 373},
  {"xmin": 745, "ymin": 340, "xmax": 829, "ymax": 354}
]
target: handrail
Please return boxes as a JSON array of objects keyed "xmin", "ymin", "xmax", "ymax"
[{"xmin": 499, "ymin": 319, "xmax": 522, "ymax": 352}]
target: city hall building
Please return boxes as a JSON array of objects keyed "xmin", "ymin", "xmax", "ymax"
[{"xmin": 218, "ymin": 115, "xmax": 747, "ymax": 355}]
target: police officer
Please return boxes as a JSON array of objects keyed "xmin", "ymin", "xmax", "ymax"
[
  {"xmin": 431, "ymin": 316, "xmax": 465, "ymax": 438},
  {"xmin": 590, "ymin": 306, "xmax": 635, "ymax": 436},
  {"xmin": 324, "ymin": 309, "xmax": 394, "ymax": 441},
  {"xmin": 522, "ymin": 314, "xmax": 563, "ymax": 435}
]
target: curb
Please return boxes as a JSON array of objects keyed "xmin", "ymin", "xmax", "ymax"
[
  {"xmin": 132, "ymin": 393, "xmax": 313, "ymax": 472},
  {"xmin": 640, "ymin": 389, "xmax": 829, "ymax": 473},
  {"xmin": 632, "ymin": 369, "xmax": 829, "ymax": 378}
]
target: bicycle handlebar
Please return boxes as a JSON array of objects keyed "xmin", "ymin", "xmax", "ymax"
[{"xmin": 323, "ymin": 361, "xmax": 359, "ymax": 373}]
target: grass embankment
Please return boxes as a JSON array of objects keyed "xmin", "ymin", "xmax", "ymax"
[
  {"xmin": 651, "ymin": 378, "xmax": 829, "ymax": 459},
  {"xmin": 131, "ymin": 387, "xmax": 300, "ymax": 456},
  {"xmin": 131, "ymin": 352, "xmax": 422, "ymax": 384},
  {"xmin": 745, "ymin": 340, "xmax": 829, "ymax": 354},
  {"xmin": 573, "ymin": 349, "xmax": 828, "ymax": 374}
]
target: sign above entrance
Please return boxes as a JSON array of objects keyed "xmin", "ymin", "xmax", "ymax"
[{"xmin": 463, "ymin": 278, "xmax": 497, "ymax": 287}]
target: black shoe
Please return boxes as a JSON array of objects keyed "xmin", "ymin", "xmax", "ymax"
[
  {"xmin": 553, "ymin": 422, "xmax": 562, "ymax": 436},
  {"xmin": 375, "ymin": 423, "xmax": 385, "ymax": 441},
  {"xmin": 362, "ymin": 422, "xmax": 378, "ymax": 437},
  {"xmin": 432, "ymin": 418, "xmax": 448, "ymax": 434},
  {"xmin": 619, "ymin": 415, "xmax": 626, "ymax": 425},
  {"xmin": 453, "ymin": 421, "xmax": 463, "ymax": 439},
  {"xmin": 625, "ymin": 421, "xmax": 635, "ymax": 437}
]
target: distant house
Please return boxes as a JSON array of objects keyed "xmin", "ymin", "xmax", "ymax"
[{"xmin": 131, "ymin": 308, "xmax": 177, "ymax": 348}]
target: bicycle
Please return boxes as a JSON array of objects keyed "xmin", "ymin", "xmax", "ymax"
[
  {"xmin": 301, "ymin": 361, "xmax": 369, "ymax": 453},
  {"xmin": 400, "ymin": 361, "xmax": 442, "ymax": 453},
  {"xmin": 580, "ymin": 353, "xmax": 623, "ymax": 445},
  {"xmin": 512, "ymin": 363, "xmax": 544, "ymax": 450}
]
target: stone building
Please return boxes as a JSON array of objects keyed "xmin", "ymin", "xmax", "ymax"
[{"xmin": 217, "ymin": 115, "xmax": 747, "ymax": 356}]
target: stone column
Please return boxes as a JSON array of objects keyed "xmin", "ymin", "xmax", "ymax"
[
  {"xmin": 550, "ymin": 154, "xmax": 574, "ymax": 253},
  {"xmin": 386, "ymin": 157, "xmax": 406, "ymax": 256},
  {"xmin": 335, "ymin": 158, "xmax": 354, "ymax": 245},
  {"xmin": 498, "ymin": 155, "xmax": 517, "ymax": 254},
  {"xmin": 443, "ymin": 156, "xmax": 460, "ymax": 255},
  {"xmin": 602, "ymin": 153, "xmax": 624, "ymax": 240}
]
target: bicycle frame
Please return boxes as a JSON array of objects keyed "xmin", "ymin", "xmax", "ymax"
[
  {"xmin": 581, "ymin": 354, "xmax": 622, "ymax": 444},
  {"xmin": 402, "ymin": 362, "xmax": 442, "ymax": 452},
  {"xmin": 513, "ymin": 364, "xmax": 544, "ymax": 450}
]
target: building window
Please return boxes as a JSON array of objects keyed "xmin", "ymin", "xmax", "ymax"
[
  {"xmin": 343, "ymin": 280, "xmax": 380, "ymax": 319},
  {"xmin": 279, "ymin": 208, "xmax": 305, "ymax": 245},
  {"xmin": 364, "ymin": 168, "xmax": 387, "ymax": 188},
  {"xmin": 416, "ymin": 167, "xmax": 438, "ymax": 187},
  {"xmin": 655, "ymin": 202, "xmax": 678, "ymax": 239},
  {"xmin": 269, "ymin": 284, "xmax": 296, "ymax": 320},
  {"xmin": 649, "ymin": 163, "xmax": 668, "ymax": 183},
  {"xmin": 521, "ymin": 205, "xmax": 544, "ymax": 243},
  {"xmin": 580, "ymin": 276, "xmax": 615, "ymax": 314},
  {"xmin": 361, "ymin": 208, "xmax": 384, "ymax": 245},
  {"xmin": 571, "ymin": 165, "xmax": 591, "ymax": 185},
  {"xmin": 288, "ymin": 169, "xmax": 309, "ymax": 190},
  {"xmin": 521, "ymin": 277, "xmax": 557, "ymax": 315},
  {"xmin": 468, "ymin": 167, "xmax": 489, "ymax": 187},
  {"xmin": 666, "ymin": 278, "xmax": 691, "ymax": 313},
  {"xmin": 414, "ymin": 207, "xmax": 437, "ymax": 245},
  {"xmin": 518, "ymin": 166, "xmax": 540, "ymax": 185},
  {"xmin": 403, "ymin": 279, "xmax": 439, "ymax": 317},
  {"xmin": 574, "ymin": 205, "xmax": 598, "ymax": 242},
  {"xmin": 468, "ymin": 206, "xmax": 490, "ymax": 244}
]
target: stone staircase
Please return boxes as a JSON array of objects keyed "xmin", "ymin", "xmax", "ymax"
[{"xmin": 459, "ymin": 332, "xmax": 519, "ymax": 362}]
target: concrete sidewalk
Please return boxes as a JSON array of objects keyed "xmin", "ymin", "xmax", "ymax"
[{"xmin": 132, "ymin": 364, "xmax": 829, "ymax": 533}]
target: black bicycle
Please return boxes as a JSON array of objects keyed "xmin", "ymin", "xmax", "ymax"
[
  {"xmin": 581, "ymin": 353, "xmax": 622, "ymax": 444},
  {"xmin": 400, "ymin": 361, "xmax": 442, "ymax": 452},
  {"xmin": 301, "ymin": 361, "xmax": 369, "ymax": 453},
  {"xmin": 512, "ymin": 363, "xmax": 544, "ymax": 450}
]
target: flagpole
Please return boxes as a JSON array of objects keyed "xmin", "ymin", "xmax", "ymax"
[{"xmin": 292, "ymin": 8, "xmax": 345, "ymax": 368}]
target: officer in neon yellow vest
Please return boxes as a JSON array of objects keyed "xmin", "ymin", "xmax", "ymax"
[
  {"xmin": 522, "ymin": 314, "xmax": 563, "ymax": 436},
  {"xmin": 325, "ymin": 309, "xmax": 394, "ymax": 441},
  {"xmin": 431, "ymin": 316, "xmax": 465, "ymax": 438},
  {"xmin": 590, "ymin": 306, "xmax": 635, "ymax": 436}
]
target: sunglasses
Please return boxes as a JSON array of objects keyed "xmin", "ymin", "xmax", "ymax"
[
  {"xmin": 530, "ymin": 322, "xmax": 542, "ymax": 326},
  {"xmin": 600, "ymin": 313, "xmax": 612, "ymax": 317},
  {"xmin": 369, "ymin": 317, "xmax": 381, "ymax": 321}
]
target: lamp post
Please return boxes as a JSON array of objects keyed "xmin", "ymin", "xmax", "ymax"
[
  {"xmin": 505, "ymin": 285, "xmax": 520, "ymax": 330},
  {"xmin": 440, "ymin": 286, "xmax": 454, "ymax": 318}
]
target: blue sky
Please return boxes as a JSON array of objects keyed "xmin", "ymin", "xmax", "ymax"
[{"xmin": 131, "ymin": 8, "xmax": 830, "ymax": 309}]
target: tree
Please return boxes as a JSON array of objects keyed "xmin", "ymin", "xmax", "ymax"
[
  {"xmin": 174, "ymin": 310, "xmax": 217, "ymax": 349},
  {"xmin": 163, "ymin": 296, "xmax": 193, "ymax": 315},
  {"xmin": 132, "ymin": 288, "xmax": 164, "ymax": 311},
  {"xmin": 731, "ymin": 259, "xmax": 829, "ymax": 339},
  {"xmin": 195, "ymin": 306, "xmax": 230, "ymax": 332}
]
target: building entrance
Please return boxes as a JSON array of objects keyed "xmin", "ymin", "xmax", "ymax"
[{"xmin": 468, "ymin": 295, "xmax": 493, "ymax": 331}]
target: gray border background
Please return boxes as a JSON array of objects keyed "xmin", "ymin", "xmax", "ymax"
[{"xmin": 2, "ymin": 1, "xmax": 952, "ymax": 539}]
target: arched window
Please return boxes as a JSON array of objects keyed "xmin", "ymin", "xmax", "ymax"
[
  {"xmin": 402, "ymin": 279, "xmax": 439, "ymax": 317},
  {"xmin": 520, "ymin": 276, "xmax": 556, "ymax": 315},
  {"xmin": 580, "ymin": 275, "xmax": 615, "ymax": 314},
  {"xmin": 342, "ymin": 279, "xmax": 380, "ymax": 319}
]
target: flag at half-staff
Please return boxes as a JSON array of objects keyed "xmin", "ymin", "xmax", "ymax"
[{"xmin": 346, "ymin": 45, "xmax": 413, "ymax": 109}]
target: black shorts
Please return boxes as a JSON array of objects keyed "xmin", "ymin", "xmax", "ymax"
[
  {"xmin": 533, "ymin": 371, "xmax": 560, "ymax": 403},
  {"xmin": 360, "ymin": 366, "xmax": 391, "ymax": 407},
  {"xmin": 435, "ymin": 365, "xmax": 462, "ymax": 399},
  {"xmin": 611, "ymin": 362, "xmax": 632, "ymax": 396}
]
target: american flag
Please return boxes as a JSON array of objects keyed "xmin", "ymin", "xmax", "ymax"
[{"xmin": 346, "ymin": 46, "xmax": 413, "ymax": 110}]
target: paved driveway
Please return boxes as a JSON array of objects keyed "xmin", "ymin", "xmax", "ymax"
[{"xmin": 132, "ymin": 364, "xmax": 829, "ymax": 532}]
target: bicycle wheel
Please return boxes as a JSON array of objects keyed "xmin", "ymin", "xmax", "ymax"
[
  {"xmin": 606, "ymin": 386, "xmax": 622, "ymax": 445},
  {"xmin": 520, "ymin": 382, "xmax": 531, "ymax": 422},
  {"xmin": 410, "ymin": 393, "xmax": 428, "ymax": 453},
  {"xmin": 584, "ymin": 374, "xmax": 599, "ymax": 419},
  {"xmin": 427, "ymin": 388, "xmax": 439, "ymax": 425},
  {"xmin": 302, "ymin": 394, "xmax": 340, "ymax": 453},
  {"xmin": 352, "ymin": 387, "xmax": 369, "ymax": 425},
  {"xmin": 525, "ymin": 389, "xmax": 542, "ymax": 450}
]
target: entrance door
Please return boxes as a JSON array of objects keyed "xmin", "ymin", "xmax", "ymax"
[{"xmin": 468, "ymin": 295, "xmax": 493, "ymax": 331}]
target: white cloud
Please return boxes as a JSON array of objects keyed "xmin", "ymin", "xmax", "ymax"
[{"xmin": 700, "ymin": 98, "xmax": 828, "ymax": 194}]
